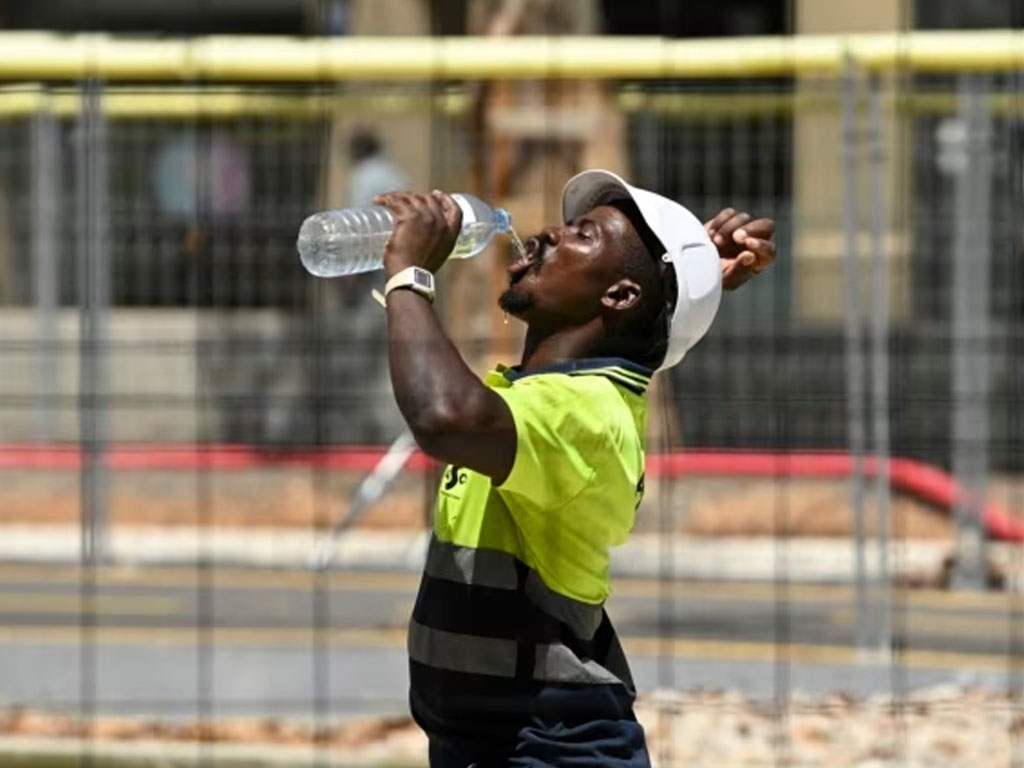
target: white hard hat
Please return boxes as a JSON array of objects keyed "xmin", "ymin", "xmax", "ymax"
[{"xmin": 561, "ymin": 170, "xmax": 722, "ymax": 370}]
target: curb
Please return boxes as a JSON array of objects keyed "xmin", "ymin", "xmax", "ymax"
[
  {"xmin": 0, "ymin": 736, "xmax": 750, "ymax": 768},
  {"xmin": 0, "ymin": 526, "xmax": 963, "ymax": 584},
  {"xmin": 0, "ymin": 737, "xmax": 425, "ymax": 768}
]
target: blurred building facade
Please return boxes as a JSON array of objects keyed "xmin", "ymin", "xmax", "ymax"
[{"xmin": 0, "ymin": 0, "xmax": 1019, "ymax": 475}]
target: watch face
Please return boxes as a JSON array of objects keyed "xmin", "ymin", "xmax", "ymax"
[{"xmin": 414, "ymin": 270, "xmax": 433, "ymax": 288}]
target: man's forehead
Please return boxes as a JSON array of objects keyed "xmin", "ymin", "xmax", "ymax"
[
  {"xmin": 572, "ymin": 203, "xmax": 634, "ymax": 232},
  {"xmin": 587, "ymin": 200, "xmax": 666, "ymax": 261}
]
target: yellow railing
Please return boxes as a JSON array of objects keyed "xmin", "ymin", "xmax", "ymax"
[
  {"xmin": 3, "ymin": 84, "xmax": 1024, "ymax": 121},
  {"xmin": 0, "ymin": 86, "xmax": 472, "ymax": 119},
  {"xmin": 0, "ymin": 31, "xmax": 1022, "ymax": 81}
]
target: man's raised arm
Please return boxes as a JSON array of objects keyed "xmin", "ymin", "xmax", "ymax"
[{"xmin": 374, "ymin": 190, "xmax": 516, "ymax": 483}]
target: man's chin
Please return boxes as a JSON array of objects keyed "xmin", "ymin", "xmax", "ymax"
[{"xmin": 498, "ymin": 288, "xmax": 535, "ymax": 318}]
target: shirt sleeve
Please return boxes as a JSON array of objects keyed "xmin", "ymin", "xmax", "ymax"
[{"xmin": 492, "ymin": 374, "xmax": 610, "ymax": 511}]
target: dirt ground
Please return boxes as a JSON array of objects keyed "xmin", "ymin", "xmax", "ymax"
[
  {"xmin": 3, "ymin": 687, "xmax": 1023, "ymax": 768},
  {"xmin": 3, "ymin": 465, "xmax": 1021, "ymax": 540}
]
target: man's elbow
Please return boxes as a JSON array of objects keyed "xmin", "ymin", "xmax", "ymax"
[
  {"xmin": 405, "ymin": 404, "xmax": 469, "ymax": 457},
  {"xmin": 404, "ymin": 395, "xmax": 496, "ymax": 461},
  {"xmin": 402, "ymin": 391, "xmax": 515, "ymax": 480}
]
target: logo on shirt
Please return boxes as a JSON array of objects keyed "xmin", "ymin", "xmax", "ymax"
[
  {"xmin": 634, "ymin": 473, "xmax": 645, "ymax": 510},
  {"xmin": 442, "ymin": 465, "xmax": 468, "ymax": 498}
]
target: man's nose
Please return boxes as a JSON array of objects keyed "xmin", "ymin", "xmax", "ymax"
[
  {"xmin": 539, "ymin": 226, "xmax": 562, "ymax": 247},
  {"xmin": 524, "ymin": 227, "xmax": 561, "ymax": 257}
]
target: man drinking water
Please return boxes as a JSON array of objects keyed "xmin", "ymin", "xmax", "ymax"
[{"xmin": 374, "ymin": 170, "xmax": 775, "ymax": 767}]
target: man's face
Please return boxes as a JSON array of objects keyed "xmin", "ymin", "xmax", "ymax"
[{"xmin": 499, "ymin": 204, "xmax": 639, "ymax": 330}]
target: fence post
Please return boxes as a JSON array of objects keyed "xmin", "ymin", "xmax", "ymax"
[
  {"xmin": 32, "ymin": 94, "xmax": 59, "ymax": 443},
  {"xmin": 867, "ymin": 73, "xmax": 892, "ymax": 650},
  {"xmin": 77, "ymin": 80, "xmax": 110, "ymax": 565},
  {"xmin": 841, "ymin": 58, "xmax": 870, "ymax": 653},
  {"xmin": 951, "ymin": 75, "xmax": 992, "ymax": 590}
]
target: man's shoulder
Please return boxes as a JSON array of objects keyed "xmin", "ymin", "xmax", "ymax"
[
  {"xmin": 495, "ymin": 362, "xmax": 646, "ymax": 450},
  {"xmin": 500, "ymin": 370, "xmax": 629, "ymax": 429}
]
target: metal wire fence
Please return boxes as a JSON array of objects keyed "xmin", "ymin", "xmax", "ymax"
[{"xmin": 0, "ymin": 31, "xmax": 1022, "ymax": 766}]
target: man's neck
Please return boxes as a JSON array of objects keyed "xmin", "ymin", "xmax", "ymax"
[{"xmin": 518, "ymin": 321, "xmax": 605, "ymax": 372}]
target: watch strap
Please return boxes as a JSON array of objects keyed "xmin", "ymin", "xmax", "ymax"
[{"xmin": 384, "ymin": 266, "xmax": 435, "ymax": 303}]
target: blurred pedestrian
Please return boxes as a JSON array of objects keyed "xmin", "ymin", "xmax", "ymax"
[
  {"xmin": 326, "ymin": 129, "xmax": 410, "ymax": 445},
  {"xmin": 348, "ymin": 129, "xmax": 409, "ymax": 208}
]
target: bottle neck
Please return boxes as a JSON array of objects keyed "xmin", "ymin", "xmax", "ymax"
[
  {"xmin": 491, "ymin": 207, "xmax": 512, "ymax": 233},
  {"xmin": 452, "ymin": 193, "xmax": 510, "ymax": 232}
]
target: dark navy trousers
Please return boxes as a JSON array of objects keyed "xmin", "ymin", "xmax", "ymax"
[{"xmin": 428, "ymin": 718, "xmax": 651, "ymax": 768}]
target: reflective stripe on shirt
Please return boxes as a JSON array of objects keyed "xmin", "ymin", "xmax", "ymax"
[
  {"xmin": 424, "ymin": 537, "xmax": 604, "ymax": 640},
  {"xmin": 408, "ymin": 618, "xmax": 625, "ymax": 686}
]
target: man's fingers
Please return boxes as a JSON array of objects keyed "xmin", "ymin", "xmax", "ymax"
[
  {"xmin": 710, "ymin": 210, "xmax": 776, "ymax": 287},
  {"xmin": 704, "ymin": 207, "xmax": 736, "ymax": 236},
  {"xmin": 714, "ymin": 211, "xmax": 752, "ymax": 247},
  {"xmin": 735, "ymin": 217, "xmax": 775, "ymax": 241},
  {"xmin": 377, "ymin": 191, "xmax": 448, "ymax": 230},
  {"xmin": 373, "ymin": 190, "xmax": 413, "ymax": 204},
  {"xmin": 720, "ymin": 259, "xmax": 753, "ymax": 290},
  {"xmin": 411, "ymin": 191, "xmax": 449, "ymax": 221},
  {"xmin": 373, "ymin": 191, "xmax": 416, "ymax": 215},
  {"xmin": 735, "ymin": 237, "xmax": 776, "ymax": 271},
  {"xmin": 432, "ymin": 189, "xmax": 464, "ymax": 233},
  {"xmin": 407, "ymin": 192, "xmax": 438, "ymax": 215}
]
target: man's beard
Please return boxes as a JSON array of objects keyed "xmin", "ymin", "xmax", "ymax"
[{"xmin": 498, "ymin": 287, "xmax": 535, "ymax": 316}]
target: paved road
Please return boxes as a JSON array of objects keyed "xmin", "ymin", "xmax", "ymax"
[{"xmin": 1, "ymin": 564, "xmax": 1023, "ymax": 718}]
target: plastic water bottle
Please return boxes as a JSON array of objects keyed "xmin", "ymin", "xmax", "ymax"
[{"xmin": 297, "ymin": 193, "xmax": 512, "ymax": 277}]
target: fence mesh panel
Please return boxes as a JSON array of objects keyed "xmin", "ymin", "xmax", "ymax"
[{"xmin": 0, "ymin": 64, "xmax": 1021, "ymax": 765}]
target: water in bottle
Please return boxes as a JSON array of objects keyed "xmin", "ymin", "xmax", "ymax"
[{"xmin": 298, "ymin": 193, "xmax": 514, "ymax": 278}]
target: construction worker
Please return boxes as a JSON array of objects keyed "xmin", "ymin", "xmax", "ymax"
[{"xmin": 374, "ymin": 170, "xmax": 775, "ymax": 767}]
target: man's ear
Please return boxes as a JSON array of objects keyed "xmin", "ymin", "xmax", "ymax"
[{"xmin": 601, "ymin": 278, "xmax": 642, "ymax": 311}]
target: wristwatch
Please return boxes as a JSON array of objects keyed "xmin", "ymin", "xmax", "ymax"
[{"xmin": 384, "ymin": 266, "xmax": 435, "ymax": 304}]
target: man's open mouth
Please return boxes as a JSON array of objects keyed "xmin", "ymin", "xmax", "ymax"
[
  {"xmin": 507, "ymin": 238, "xmax": 544, "ymax": 286},
  {"xmin": 508, "ymin": 263, "xmax": 530, "ymax": 286}
]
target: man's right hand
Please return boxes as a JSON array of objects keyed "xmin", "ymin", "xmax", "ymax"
[{"xmin": 374, "ymin": 190, "xmax": 463, "ymax": 279}]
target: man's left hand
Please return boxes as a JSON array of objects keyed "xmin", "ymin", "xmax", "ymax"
[
  {"xmin": 374, "ymin": 190, "xmax": 463, "ymax": 278},
  {"xmin": 704, "ymin": 208, "xmax": 776, "ymax": 291}
]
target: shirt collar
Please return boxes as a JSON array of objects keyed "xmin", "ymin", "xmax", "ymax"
[{"xmin": 497, "ymin": 357, "xmax": 654, "ymax": 395}]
